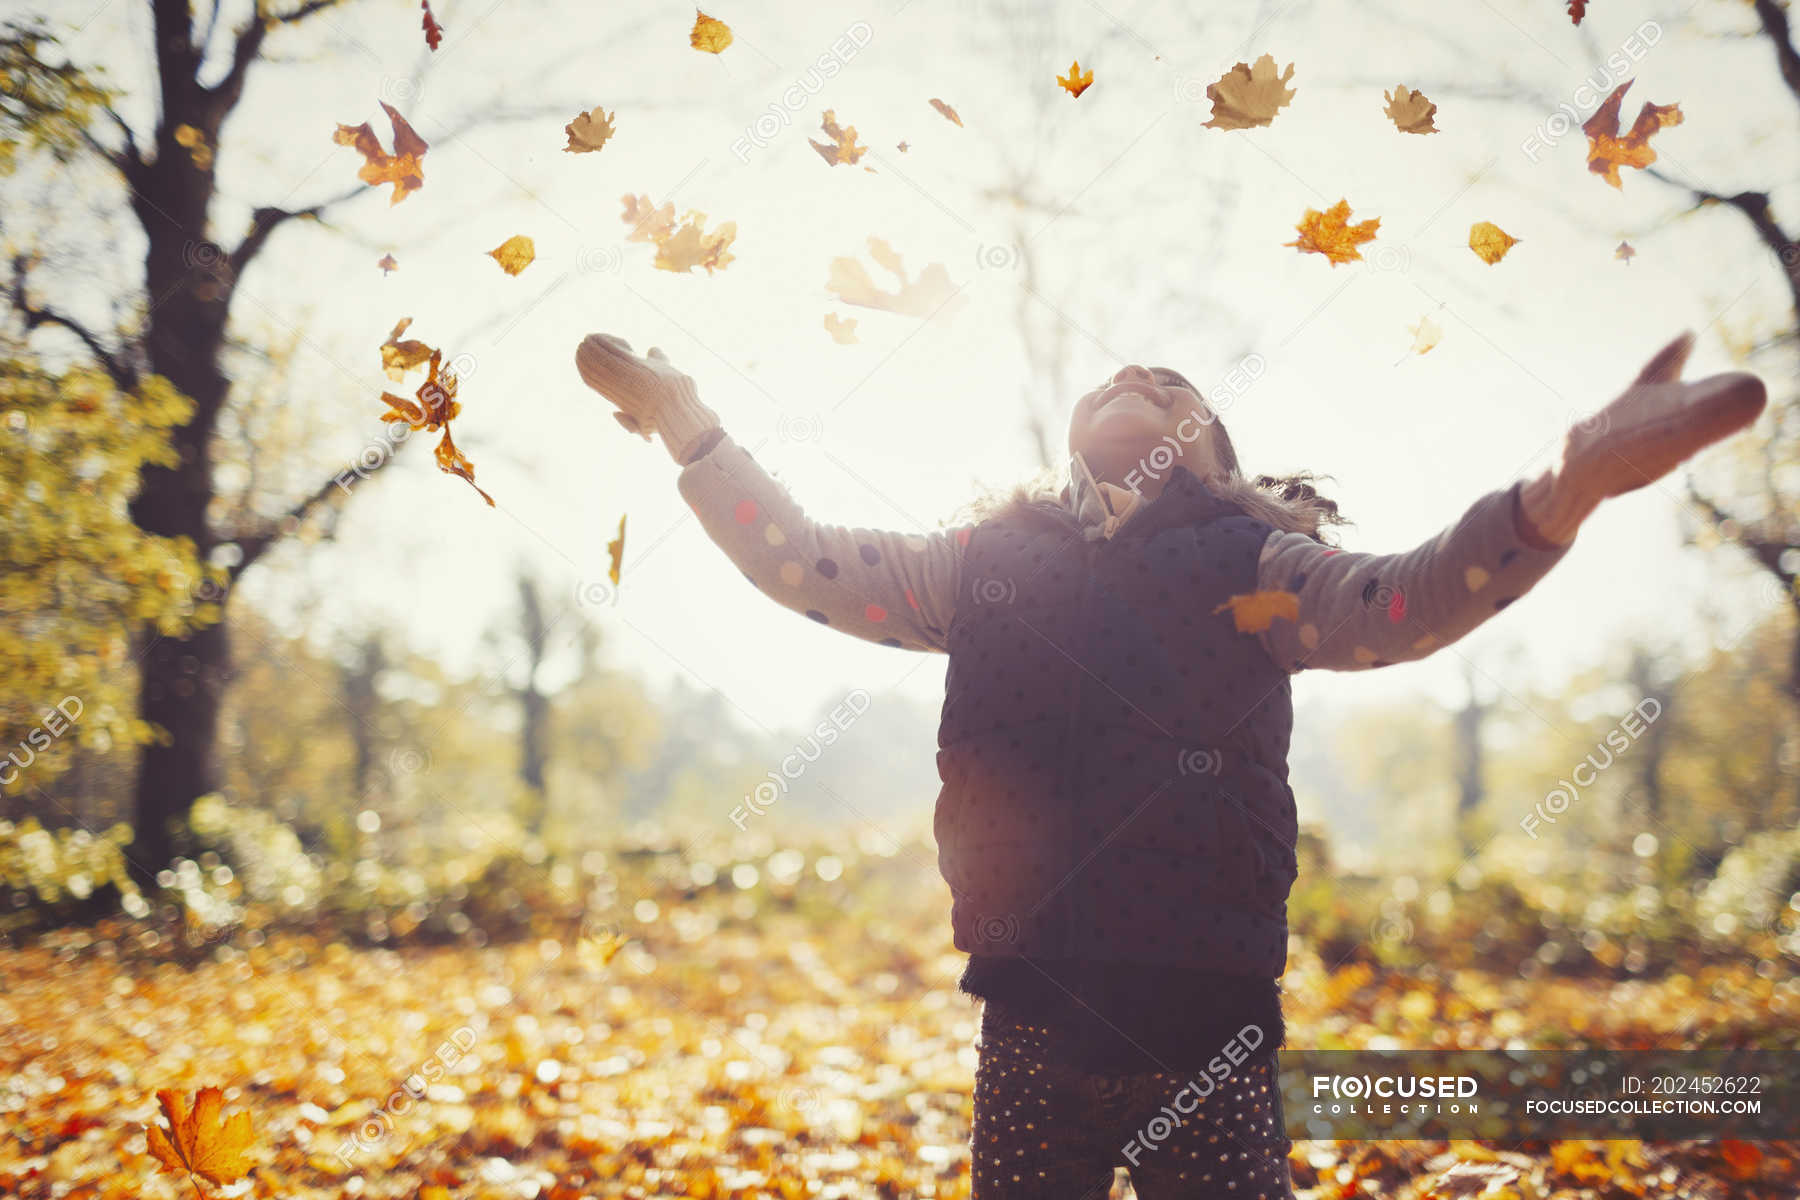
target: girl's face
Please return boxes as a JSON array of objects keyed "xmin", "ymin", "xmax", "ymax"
[{"xmin": 1067, "ymin": 364, "xmax": 1218, "ymax": 490}]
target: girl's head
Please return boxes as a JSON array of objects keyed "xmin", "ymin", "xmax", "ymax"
[{"xmin": 958, "ymin": 362, "xmax": 1350, "ymax": 543}]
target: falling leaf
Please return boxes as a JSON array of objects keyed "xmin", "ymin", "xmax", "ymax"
[
  {"xmin": 1211, "ymin": 590, "xmax": 1299, "ymax": 633},
  {"xmin": 826, "ymin": 237, "xmax": 963, "ymax": 319},
  {"xmin": 434, "ymin": 425, "xmax": 493, "ymax": 507},
  {"xmin": 333, "ymin": 100, "xmax": 428, "ymax": 205},
  {"xmin": 420, "ymin": 0, "xmax": 444, "ymax": 50},
  {"xmin": 1057, "ymin": 59, "xmax": 1094, "ymax": 98},
  {"xmin": 380, "ymin": 317, "xmax": 434, "ymax": 381},
  {"xmin": 809, "ymin": 110, "xmax": 867, "ymax": 167},
  {"xmin": 1284, "ymin": 199, "xmax": 1380, "ymax": 266},
  {"xmin": 1403, "ymin": 313, "xmax": 1443, "ymax": 359},
  {"xmin": 1383, "ymin": 84, "xmax": 1438, "ymax": 134},
  {"xmin": 1202, "ymin": 54, "xmax": 1295, "ymax": 129},
  {"xmin": 607, "ymin": 514, "xmax": 626, "ymax": 586},
  {"xmin": 619, "ymin": 194, "xmax": 736, "ymax": 274},
  {"xmin": 375, "ymin": 323, "xmax": 493, "ymax": 506},
  {"xmin": 564, "ymin": 106, "xmax": 616, "ymax": 154},
  {"xmin": 1581, "ymin": 80, "xmax": 1682, "ymax": 189},
  {"xmin": 1430, "ymin": 1160, "xmax": 1522, "ymax": 1197},
  {"xmin": 144, "ymin": 1087, "xmax": 255, "ymax": 1189},
  {"xmin": 896, "ymin": 140, "xmax": 909, "ymax": 152},
  {"xmin": 1468, "ymin": 220, "xmax": 1520, "ymax": 265},
  {"xmin": 487, "ymin": 234, "xmax": 536, "ymax": 276},
  {"xmin": 929, "ymin": 98, "xmax": 963, "ymax": 127},
  {"xmin": 1614, "ymin": 240, "xmax": 1637, "ymax": 264},
  {"xmin": 377, "ymin": 253, "xmax": 398, "ymax": 275},
  {"xmin": 823, "ymin": 313, "xmax": 858, "ymax": 344},
  {"xmin": 1567, "ymin": 0, "xmax": 1587, "ymax": 25},
  {"xmin": 690, "ymin": 10, "xmax": 732, "ymax": 54}
]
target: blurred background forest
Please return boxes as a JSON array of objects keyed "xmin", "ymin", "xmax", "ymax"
[{"xmin": 5, "ymin": 0, "xmax": 1800, "ymax": 1195}]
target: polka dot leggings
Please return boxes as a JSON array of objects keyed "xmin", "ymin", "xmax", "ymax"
[{"xmin": 971, "ymin": 1001, "xmax": 1294, "ymax": 1199}]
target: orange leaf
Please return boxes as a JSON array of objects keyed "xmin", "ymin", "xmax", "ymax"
[
  {"xmin": 1057, "ymin": 59, "xmax": 1093, "ymax": 98},
  {"xmin": 1284, "ymin": 199, "xmax": 1380, "ymax": 266},
  {"xmin": 1211, "ymin": 590, "xmax": 1299, "ymax": 633},
  {"xmin": 420, "ymin": 0, "xmax": 444, "ymax": 50},
  {"xmin": 929, "ymin": 98, "xmax": 963, "ymax": 127},
  {"xmin": 1720, "ymin": 1139, "xmax": 1763, "ymax": 1178},
  {"xmin": 487, "ymin": 234, "xmax": 536, "ymax": 276},
  {"xmin": 144, "ymin": 1087, "xmax": 254, "ymax": 1188},
  {"xmin": 1581, "ymin": 80, "xmax": 1682, "ymax": 189},
  {"xmin": 434, "ymin": 426, "xmax": 493, "ymax": 507},
  {"xmin": 607, "ymin": 514, "xmax": 627, "ymax": 586},
  {"xmin": 690, "ymin": 10, "xmax": 732, "ymax": 54},
  {"xmin": 333, "ymin": 101, "xmax": 428, "ymax": 205},
  {"xmin": 809, "ymin": 110, "xmax": 868, "ymax": 167},
  {"xmin": 1468, "ymin": 221, "xmax": 1519, "ymax": 264}
]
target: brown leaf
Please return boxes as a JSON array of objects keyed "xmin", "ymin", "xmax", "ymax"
[
  {"xmin": 487, "ymin": 234, "xmax": 536, "ymax": 276},
  {"xmin": 1284, "ymin": 199, "xmax": 1380, "ymax": 266},
  {"xmin": 1057, "ymin": 59, "xmax": 1094, "ymax": 98},
  {"xmin": 333, "ymin": 101, "xmax": 428, "ymax": 205},
  {"xmin": 1581, "ymin": 80, "xmax": 1682, "ymax": 189},
  {"xmin": 1383, "ymin": 84, "xmax": 1438, "ymax": 134},
  {"xmin": 690, "ymin": 10, "xmax": 732, "ymax": 54},
  {"xmin": 380, "ymin": 317, "xmax": 435, "ymax": 381},
  {"xmin": 421, "ymin": 0, "xmax": 445, "ymax": 50},
  {"xmin": 809, "ymin": 110, "xmax": 868, "ymax": 167},
  {"xmin": 1202, "ymin": 54, "xmax": 1295, "ymax": 129},
  {"xmin": 564, "ymin": 106, "xmax": 616, "ymax": 154},
  {"xmin": 929, "ymin": 98, "xmax": 963, "ymax": 127},
  {"xmin": 144, "ymin": 1087, "xmax": 254, "ymax": 1188},
  {"xmin": 1567, "ymin": 0, "xmax": 1587, "ymax": 25}
]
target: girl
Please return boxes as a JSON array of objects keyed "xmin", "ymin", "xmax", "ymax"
[{"xmin": 575, "ymin": 330, "xmax": 1763, "ymax": 1199}]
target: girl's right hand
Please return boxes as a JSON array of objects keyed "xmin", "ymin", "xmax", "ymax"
[{"xmin": 575, "ymin": 333, "xmax": 720, "ymax": 462}]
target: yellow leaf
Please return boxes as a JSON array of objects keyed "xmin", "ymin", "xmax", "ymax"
[
  {"xmin": 487, "ymin": 234, "xmax": 536, "ymax": 276},
  {"xmin": 1057, "ymin": 59, "xmax": 1093, "ymax": 98},
  {"xmin": 1211, "ymin": 590, "xmax": 1299, "ymax": 633},
  {"xmin": 809, "ymin": 109, "xmax": 867, "ymax": 167},
  {"xmin": 564, "ymin": 106, "xmax": 616, "ymax": 153},
  {"xmin": 929, "ymin": 98, "xmax": 963, "ymax": 127},
  {"xmin": 380, "ymin": 317, "xmax": 434, "ymax": 381},
  {"xmin": 607, "ymin": 514, "xmax": 626, "ymax": 586},
  {"xmin": 826, "ymin": 237, "xmax": 963, "ymax": 319},
  {"xmin": 144, "ymin": 1087, "xmax": 255, "ymax": 1188},
  {"xmin": 1383, "ymin": 84, "xmax": 1438, "ymax": 134},
  {"xmin": 1202, "ymin": 54, "xmax": 1295, "ymax": 129},
  {"xmin": 1284, "ymin": 199, "xmax": 1379, "ymax": 266},
  {"xmin": 1468, "ymin": 221, "xmax": 1519, "ymax": 265},
  {"xmin": 1582, "ymin": 80, "xmax": 1682, "ymax": 189},
  {"xmin": 823, "ymin": 313, "xmax": 858, "ymax": 344},
  {"xmin": 690, "ymin": 9, "xmax": 732, "ymax": 54}
]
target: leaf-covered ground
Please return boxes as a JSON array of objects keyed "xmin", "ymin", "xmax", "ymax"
[{"xmin": 4, "ymin": 867, "xmax": 1798, "ymax": 1200}]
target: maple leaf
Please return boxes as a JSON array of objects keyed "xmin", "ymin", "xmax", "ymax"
[
  {"xmin": 1468, "ymin": 220, "xmax": 1519, "ymax": 264},
  {"xmin": 377, "ymin": 253, "xmax": 398, "ymax": 275},
  {"xmin": 823, "ymin": 313, "xmax": 858, "ymax": 344},
  {"xmin": 487, "ymin": 235, "xmax": 536, "ymax": 276},
  {"xmin": 564, "ymin": 106, "xmax": 616, "ymax": 154},
  {"xmin": 421, "ymin": 0, "xmax": 444, "ymax": 50},
  {"xmin": 1202, "ymin": 54, "xmax": 1295, "ymax": 129},
  {"xmin": 607, "ymin": 514, "xmax": 626, "ymax": 586},
  {"xmin": 619, "ymin": 194, "xmax": 736, "ymax": 274},
  {"xmin": 929, "ymin": 98, "xmax": 963, "ymax": 127},
  {"xmin": 1567, "ymin": 0, "xmax": 1587, "ymax": 25},
  {"xmin": 1284, "ymin": 199, "xmax": 1380, "ymax": 266},
  {"xmin": 809, "ymin": 110, "xmax": 867, "ymax": 167},
  {"xmin": 1057, "ymin": 59, "xmax": 1093, "ymax": 98},
  {"xmin": 1211, "ymin": 590, "xmax": 1299, "ymax": 633},
  {"xmin": 1581, "ymin": 80, "xmax": 1682, "ymax": 189},
  {"xmin": 1383, "ymin": 84, "xmax": 1438, "ymax": 134},
  {"xmin": 826, "ymin": 237, "xmax": 964, "ymax": 319},
  {"xmin": 1615, "ymin": 240, "xmax": 1636, "ymax": 264},
  {"xmin": 144, "ymin": 1087, "xmax": 254, "ymax": 1189},
  {"xmin": 333, "ymin": 101, "xmax": 428, "ymax": 205},
  {"xmin": 690, "ymin": 10, "xmax": 732, "ymax": 54}
]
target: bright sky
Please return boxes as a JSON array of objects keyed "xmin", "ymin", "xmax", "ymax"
[{"xmin": 43, "ymin": 0, "xmax": 1797, "ymax": 751}]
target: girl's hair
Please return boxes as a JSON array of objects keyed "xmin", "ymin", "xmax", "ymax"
[{"xmin": 951, "ymin": 370, "xmax": 1353, "ymax": 545}]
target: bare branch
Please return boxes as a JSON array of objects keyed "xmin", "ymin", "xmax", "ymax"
[
  {"xmin": 210, "ymin": 0, "xmax": 344, "ymax": 114},
  {"xmin": 1752, "ymin": 0, "xmax": 1800, "ymax": 116},
  {"xmin": 229, "ymin": 440, "xmax": 395, "ymax": 576},
  {"xmin": 228, "ymin": 185, "xmax": 366, "ymax": 278},
  {"xmin": 8, "ymin": 254, "xmax": 135, "ymax": 389}
]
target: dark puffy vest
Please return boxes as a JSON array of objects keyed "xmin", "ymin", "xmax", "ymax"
[{"xmin": 933, "ymin": 465, "xmax": 1300, "ymax": 978}]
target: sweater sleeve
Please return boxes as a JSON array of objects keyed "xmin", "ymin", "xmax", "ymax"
[
  {"xmin": 674, "ymin": 431, "xmax": 967, "ymax": 653},
  {"xmin": 1254, "ymin": 478, "xmax": 1575, "ymax": 673}
]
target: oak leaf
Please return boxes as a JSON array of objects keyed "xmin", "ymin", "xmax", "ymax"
[
  {"xmin": 607, "ymin": 514, "xmax": 626, "ymax": 586},
  {"xmin": 144, "ymin": 1087, "xmax": 254, "ymax": 1188},
  {"xmin": 1383, "ymin": 84, "xmax": 1438, "ymax": 134},
  {"xmin": 334, "ymin": 101, "xmax": 428, "ymax": 205},
  {"xmin": 1468, "ymin": 221, "xmax": 1519, "ymax": 265},
  {"xmin": 1212, "ymin": 590, "xmax": 1299, "ymax": 633},
  {"xmin": 619, "ymin": 195, "xmax": 736, "ymax": 274},
  {"xmin": 1284, "ymin": 199, "xmax": 1379, "ymax": 266},
  {"xmin": 1203, "ymin": 55, "xmax": 1295, "ymax": 129},
  {"xmin": 421, "ymin": 0, "xmax": 444, "ymax": 50},
  {"xmin": 564, "ymin": 106, "xmax": 616, "ymax": 154},
  {"xmin": 1057, "ymin": 59, "xmax": 1093, "ymax": 98},
  {"xmin": 690, "ymin": 10, "xmax": 732, "ymax": 54},
  {"xmin": 1581, "ymin": 80, "xmax": 1682, "ymax": 189},
  {"xmin": 823, "ymin": 313, "xmax": 858, "ymax": 344},
  {"xmin": 487, "ymin": 234, "xmax": 536, "ymax": 276},
  {"xmin": 929, "ymin": 98, "xmax": 962, "ymax": 127},
  {"xmin": 826, "ymin": 237, "xmax": 963, "ymax": 319},
  {"xmin": 809, "ymin": 110, "xmax": 867, "ymax": 166}
]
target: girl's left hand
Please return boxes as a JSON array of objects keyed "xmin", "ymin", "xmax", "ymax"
[{"xmin": 1522, "ymin": 331, "xmax": 1766, "ymax": 543}]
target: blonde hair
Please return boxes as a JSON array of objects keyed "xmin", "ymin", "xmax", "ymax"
[{"xmin": 951, "ymin": 374, "xmax": 1352, "ymax": 545}]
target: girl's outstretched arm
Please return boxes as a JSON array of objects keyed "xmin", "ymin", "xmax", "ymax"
[
  {"xmin": 576, "ymin": 334, "xmax": 964, "ymax": 652},
  {"xmin": 1256, "ymin": 330, "xmax": 1766, "ymax": 673}
]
